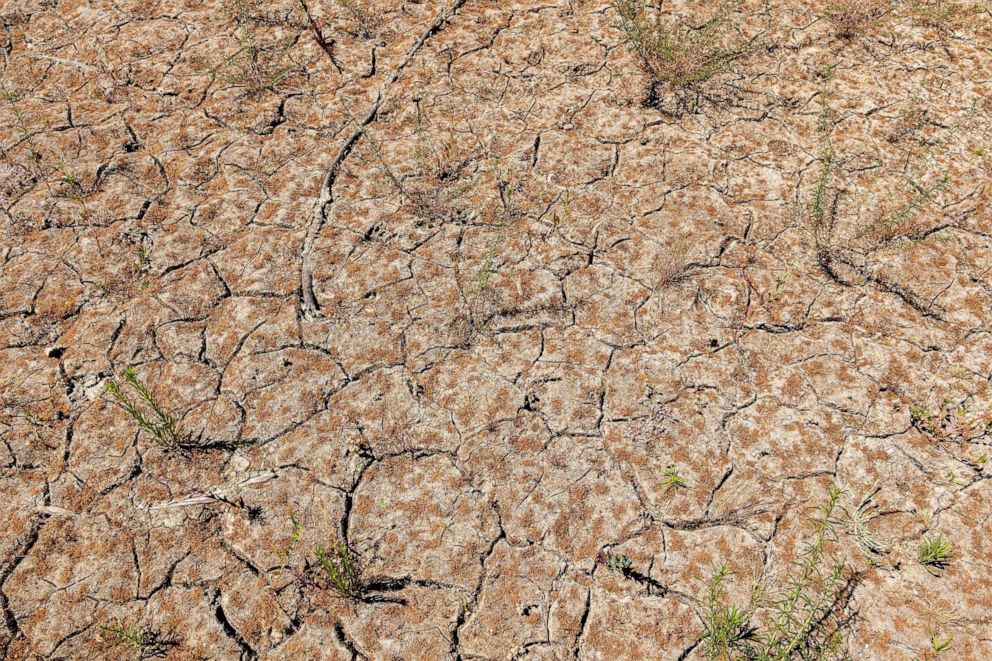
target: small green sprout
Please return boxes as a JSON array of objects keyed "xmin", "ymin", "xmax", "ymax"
[
  {"xmin": 931, "ymin": 633, "xmax": 952, "ymax": 653},
  {"xmin": 662, "ymin": 465, "xmax": 689, "ymax": 492},
  {"xmin": 918, "ymin": 534, "xmax": 954, "ymax": 575},
  {"xmin": 606, "ymin": 552, "xmax": 633, "ymax": 574},
  {"xmin": 915, "ymin": 632, "xmax": 953, "ymax": 661},
  {"xmin": 290, "ymin": 513, "xmax": 304, "ymax": 542}
]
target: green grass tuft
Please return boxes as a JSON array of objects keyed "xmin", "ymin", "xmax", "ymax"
[
  {"xmin": 918, "ymin": 534, "xmax": 954, "ymax": 576},
  {"xmin": 662, "ymin": 465, "xmax": 689, "ymax": 493}
]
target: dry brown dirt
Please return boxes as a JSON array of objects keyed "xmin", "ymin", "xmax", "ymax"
[{"xmin": 2, "ymin": 0, "xmax": 992, "ymax": 659}]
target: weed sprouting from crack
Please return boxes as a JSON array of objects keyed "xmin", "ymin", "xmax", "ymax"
[
  {"xmin": 615, "ymin": 0, "xmax": 757, "ymax": 113},
  {"xmin": 339, "ymin": 96, "xmax": 405, "ymax": 197},
  {"xmin": 342, "ymin": 95, "xmax": 473, "ymax": 226},
  {"xmin": 409, "ymin": 101, "xmax": 475, "ymax": 226},
  {"xmin": 1, "ymin": 76, "xmax": 45, "ymax": 171},
  {"xmin": 2, "ymin": 76, "xmax": 92, "ymax": 212},
  {"xmin": 273, "ymin": 512, "xmax": 306, "ymax": 572},
  {"xmin": 99, "ymin": 619, "xmax": 174, "ymax": 658},
  {"xmin": 129, "ymin": 245, "xmax": 152, "ymax": 291},
  {"xmin": 760, "ymin": 486, "xmax": 854, "ymax": 659},
  {"xmin": 293, "ymin": 519, "xmax": 403, "ymax": 604},
  {"xmin": 806, "ymin": 66, "xmax": 956, "ymax": 302},
  {"xmin": 315, "ymin": 543, "xmax": 364, "ymax": 599},
  {"xmin": 106, "ymin": 367, "xmax": 186, "ymax": 447},
  {"xmin": 20, "ymin": 407, "xmax": 45, "ymax": 446},
  {"xmin": 474, "ymin": 234, "xmax": 501, "ymax": 295},
  {"xmin": 700, "ymin": 564, "xmax": 761, "ymax": 659},
  {"xmin": 475, "ymin": 180, "xmax": 514, "ymax": 292},
  {"xmin": 662, "ymin": 465, "xmax": 689, "ymax": 493},
  {"xmin": 914, "ymin": 599, "xmax": 960, "ymax": 660},
  {"xmin": 700, "ymin": 486, "xmax": 860, "ymax": 660},
  {"xmin": 842, "ymin": 485, "xmax": 890, "ymax": 564},
  {"xmin": 914, "ymin": 632, "xmax": 954, "ymax": 660},
  {"xmin": 606, "ymin": 552, "xmax": 633, "ymax": 574},
  {"xmin": 910, "ymin": 396, "xmax": 992, "ymax": 449},
  {"xmin": 53, "ymin": 159, "xmax": 90, "ymax": 213},
  {"xmin": 917, "ymin": 534, "xmax": 954, "ymax": 576},
  {"xmin": 810, "ymin": 137, "xmax": 836, "ymax": 234},
  {"xmin": 910, "ymin": 0, "xmax": 984, "ymax": 34},
  {"xmin": 862, "ymin": 174, "xmax": 949, "ymax": 244}
]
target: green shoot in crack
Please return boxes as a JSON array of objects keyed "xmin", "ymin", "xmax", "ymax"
[{"xmin": 106, "ymin": 367, "xmax": 186, "ymax": 447}]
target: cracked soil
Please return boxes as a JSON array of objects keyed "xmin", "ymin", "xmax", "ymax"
[{"xmin": 2, "ymin": 0, "xmax": 992, "ymax": 659}]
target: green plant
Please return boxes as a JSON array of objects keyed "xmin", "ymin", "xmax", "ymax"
[
  {"xmin": 290, "ymin": 513, "xmax": 304, "ymax": 541},
  {"xmin": 700, "ymin": 564, "xmax": 760, "ymax": 659},
  {"xmin": 99, "ymin": 619, "xmax": 172, "ymax": 658},
  {"xmin": 474, "ymin": 233, "xmax": 501, "ymax": 294},
  {"xmin": 474, "ymin": 181, "xmax": 514, "ymax": 292},
  {"xmin": 274, "ymin": 513, "xmax": 305, "ymax": 567},
  {"xmin": 1, "ymin": 77, "xmax": 82, "ymax": 206},
  {"xmin": 436, "ymin": 519, "xmax": 455, "ymax": 539},
  {"xmin": 700, "ymin": 487, "xmax": 857, "ymax": 660},
  {"xmin": 133, "ymin": 245, "xmax": 148, "ymax": 273},
  {"xmin": 106, "ymin": 367, "xmax": 185, "ymax": 447},
  {"xmin": 606, "ymin": 552, "xmax": 633, "ymax": 574},
  {"xmin": 914, "ymin": 632, "xmax": 953, "ymax": 661},
  {"xmin": 760, "ymin": 486, "xmax": 851, "ymax": 659},
  {"xmin": 407, "ymin": 110, "xmax": 475, "ymax": 226},
  {"xmin": 910, "ymin": 401, "xmax": 933, "ymax": 427},
  {"xmin": 128, "ymin": 245, "xmax": 151, "ymax": 290},
  {"xmin": 910, "ymin": 396, "xmax": 992, "ymax": 444},
  {"xmin": 662, "ymin": 465, "xmax": 689, "ymax": 492},
  {"xmin": 218, "ymin": 0, "xmax": 296, "ymax": 95},
  {"xmin": 914, "ymin": 600, "xmax": 961, "ymax": 660},
  {"xmin": 315, "ymin": 543, "xmax": 363, "ymax": 598},
  {"xmin": 810, "ymin": 141, "xmax": 836, "ymax": 231},
  {"xmin": 930, "ymin": 633, "xmax": 952, "ymax": 654},
  {"xmin": 1, "ymin": 77, "xmax": 45, "ymax": 169},
  {"xmin": 865, "ymin": 175, "xmax": 949, "ymax": 243},
  {"xmin": 21, "ymin": 408, "xmax": 44, "ymax": 445},
  {"xmin": 53, "ymin": 159, "xmax": 89, "ymax": 211},
  {"xmin": 918, "ymin": 534, "xmax": 954, "ymax": 575},
  {"xmin": 615, "ymin": 0, "xmax": 754, "ymax": 111},
  {"xmin": 341, "ymin": 99, "xmax": 403, "ymax": 195}
]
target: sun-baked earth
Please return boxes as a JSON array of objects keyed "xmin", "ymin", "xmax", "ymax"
[{"xmin": 2, "ymin": 0, "xmax": 992, "ymax": 659}]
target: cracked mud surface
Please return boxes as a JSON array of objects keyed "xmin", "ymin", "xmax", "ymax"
[{"xmin": 3, "ymin": 0, "xmax": 992, "ymax": 659}]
